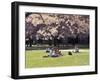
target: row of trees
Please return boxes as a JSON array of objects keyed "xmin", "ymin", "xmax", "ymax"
[{"xmin": 25, "ymin": 13, "xmax": 89, "ymax": 47}]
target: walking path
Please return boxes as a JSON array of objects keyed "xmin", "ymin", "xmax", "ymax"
[{"xmin": 60, "ymin": 49, "xmax": 89, "ymax": 52}]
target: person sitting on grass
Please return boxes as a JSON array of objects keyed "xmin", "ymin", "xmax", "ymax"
[
  {"xmin": 43, "ymin": 48, "xmax": 52, "ymax": 57},
  {"xmin": 55, "ymin": 48, "xmax": 63, "ymax": 56},
  {"xmin": 46, "ymin": 48, "xmax": 51, "ymax": 53},
  {"xmin": 74, "ymin": 45, "xmax": 79, "ymax": 53}
]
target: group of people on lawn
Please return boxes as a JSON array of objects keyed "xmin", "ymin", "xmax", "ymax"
[
  {"xmin": 46, "ymin": 47, "xmax": 63, "ymax": 57},
  {"xmin": 45, "ymin": 45, "xmax": 79, "ymax": 57}
]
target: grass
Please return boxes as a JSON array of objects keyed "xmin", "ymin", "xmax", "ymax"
[{"xmin": 25, "ymin": 49, "xmax": 89, "ymax": 68}]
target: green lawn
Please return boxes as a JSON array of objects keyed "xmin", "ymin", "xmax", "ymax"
[{"xmin": 25, "ymin": 49, "xmax": 89, "ymax": 68}]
